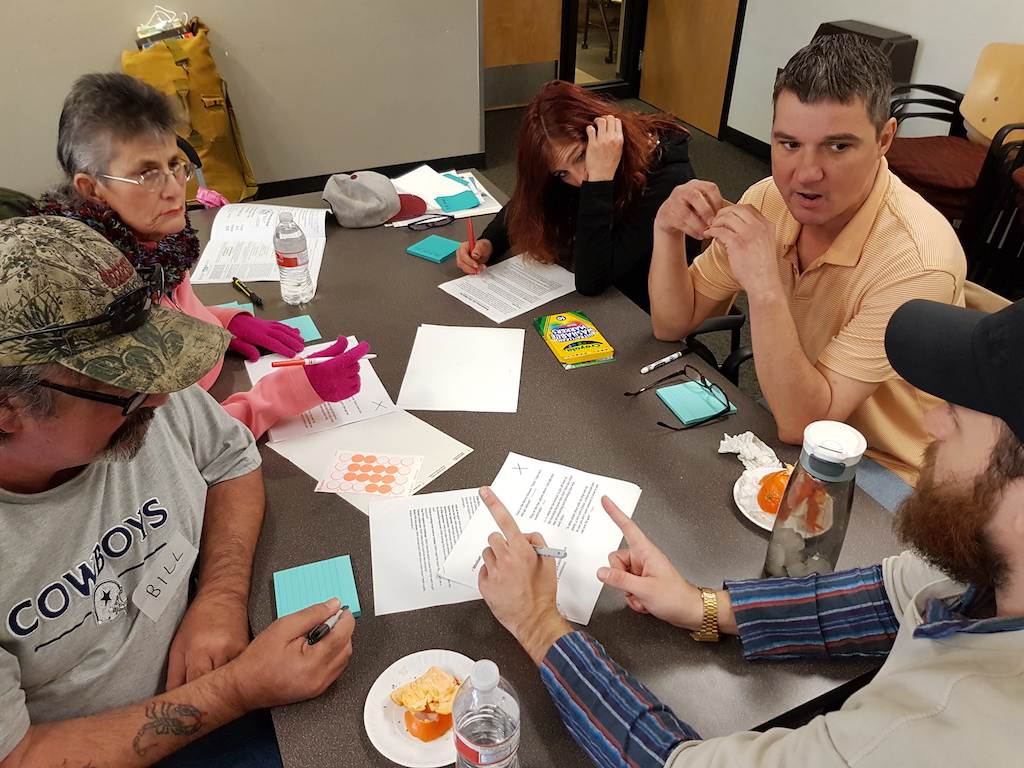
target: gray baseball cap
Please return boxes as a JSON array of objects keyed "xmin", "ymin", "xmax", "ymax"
[
  {"xmin": 323, "ymin": 171, "xmax": 426, "ymax": 228},
  {"xmin": 0, "ymin": 216, "xmax": 230, "ymax": 394}
]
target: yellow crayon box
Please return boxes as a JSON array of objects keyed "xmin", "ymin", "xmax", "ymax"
[{"xmin": 533, "ymin": 311, "xmax": 615, "ymax": 370}]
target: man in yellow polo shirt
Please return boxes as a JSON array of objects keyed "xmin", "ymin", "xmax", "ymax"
[{"xmin": 649, "ymin": 35, "xmax": 965, "ymax": 484}]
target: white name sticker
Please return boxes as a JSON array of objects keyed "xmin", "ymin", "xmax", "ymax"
[{"xmin": 131, "ymin": 530, "xmax": 199, "ymax": 622}]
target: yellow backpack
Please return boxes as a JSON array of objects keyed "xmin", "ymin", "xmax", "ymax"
[{"xmin": 122, "ymin": 18, "xmax": 258, "ymax": 204}]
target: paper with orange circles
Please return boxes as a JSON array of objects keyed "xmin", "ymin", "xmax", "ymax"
[{"xmin": 315, "ymin": 450, "xmax": 423, "ymax": 499}]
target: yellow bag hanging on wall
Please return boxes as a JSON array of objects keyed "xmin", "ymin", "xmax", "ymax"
[{"xmin": 122, "ymin": 17, "xmax": 258, "ymax": 204}]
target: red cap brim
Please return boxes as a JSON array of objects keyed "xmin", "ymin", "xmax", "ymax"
[{"xmin": 388, "ymin": 194, "xmax": 428, "ymax": 222}]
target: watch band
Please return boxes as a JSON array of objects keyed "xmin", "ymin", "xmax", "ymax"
[{"xmin": 690, "ymin": 587, "xmax": 720, "ymax": 642}]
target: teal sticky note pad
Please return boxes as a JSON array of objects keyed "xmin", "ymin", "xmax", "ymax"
[
  {"xmin": 407, "ymin": 234, "xmax": 459, "ymax": 263},
  {"xmin": 273, "ymin": 555, "xmax": 361, "ymax": 618},
  {"xmin": 436, "ymin": 189, "xmax": 480, "ymax": 213},
  {"xmin": 656, "ymin": 380, "xmax": 737, "ymax": 425},
  {"xmin": 280, "ymin": 315, "xmax": 322, "ymax": 343},
  {"xmin": 216, "ymin": 301, "xmax": 255, "ymax": 315},
  {"xmin": 443, "ymin": 173, "xmax": 470, "ymax": 187}
]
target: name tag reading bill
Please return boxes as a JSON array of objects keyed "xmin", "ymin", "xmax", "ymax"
[{"xmin": 131, "ymin": 530, "xmax": 199, "ymax": 622}]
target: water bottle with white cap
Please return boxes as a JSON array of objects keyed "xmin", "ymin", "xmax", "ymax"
[
  {"xmin": 273, "ymin": 212, "xmax": 315, "ymax": 305},
  {"xmin": 763, "ymin": 420, "xmax": 867, "ymax": 578},
  {"xmin": 453, "ymin": 659, "xmax": 520, "ymax": 768}
]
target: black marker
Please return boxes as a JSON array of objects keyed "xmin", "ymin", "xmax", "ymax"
[{"xmin": 306, "ymin": 607, "xmax": 347, "ymax": 645}]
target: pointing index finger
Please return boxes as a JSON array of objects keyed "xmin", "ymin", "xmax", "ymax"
[
  {"xmin": 479, "ymin": 486, "xmax": 528, "ymax": 547},
  {"xmin": 601, "ymin": 496, "xmax": 649, "ymax": 547}
]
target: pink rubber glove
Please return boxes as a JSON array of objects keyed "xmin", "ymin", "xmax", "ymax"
[
  {"xmin": 304, "ymin": 336, "xmax": 371, "ymax": 402},
  {"xmin": 227, "ymin": 315, "xmax": 305, "ymax": 362}
]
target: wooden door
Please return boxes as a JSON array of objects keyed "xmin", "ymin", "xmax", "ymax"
[{"xmin": 639, "ymin": 0, "xmax": 741, "ymax": 137}]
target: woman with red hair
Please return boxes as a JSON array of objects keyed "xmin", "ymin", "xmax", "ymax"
[{"xmin": 456, "ymin": 80, "xmax": 694, "ymax": 311}]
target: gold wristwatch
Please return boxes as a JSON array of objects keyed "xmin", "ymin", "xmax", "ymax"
[{"xmin": 690, "ymin": 587, "xmax": 720, "ymax": 642}]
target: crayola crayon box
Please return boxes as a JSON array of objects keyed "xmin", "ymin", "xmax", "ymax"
[{"xmin": 533, "ymin": 311, "xmax": 614, "ymax": 370}]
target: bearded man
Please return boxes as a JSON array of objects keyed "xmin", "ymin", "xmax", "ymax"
[{"xmin": 474, "ymin": 296, "xmax": 1024, "ymax": 767}]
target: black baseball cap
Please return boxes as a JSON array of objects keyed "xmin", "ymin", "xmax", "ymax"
[{"xmin": 885, "ymin": 298, "xmax": 1024, "ymax": 442}]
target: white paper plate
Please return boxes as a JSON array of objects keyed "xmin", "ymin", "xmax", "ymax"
[
  {"xmin": 733, "ymin": 466, "xmax": 785, "ymax": 531},
  {"xmin": 364, "ymin": 648, "xmax": 475, "ymax": 768}
]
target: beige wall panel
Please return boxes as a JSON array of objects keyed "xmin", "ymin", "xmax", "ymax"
[
  {"xmin": 483, "ymin": 0, "xmax": 561, "ymax": 68},
  {"xmin": 640, "ymin": 0, "xmax": 740, "ymax": 137},
  {"xmin": 0, "ymin": 0, "xmax": 483, "ymax": 195}
]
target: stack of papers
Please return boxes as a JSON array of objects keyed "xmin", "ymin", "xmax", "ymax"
[
  {"xmin": 193, "ymin": 204, "xmax": 327, "ymax": 285},
  {"xmin": 390, "ymin": 166, "xmax": 502, "ymax": 227},
  {"xmin": 369, "ymin": 454, "xmax": 642, "ymax": 623}
]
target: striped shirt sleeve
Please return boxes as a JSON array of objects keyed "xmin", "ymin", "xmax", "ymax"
[
  {"xmin": 541, "ymin": 632, "xmax": 700, "ymax": 768},
  {"xmin": 727, "ymin": 565, "xmax": 899, "ymax": 660}
]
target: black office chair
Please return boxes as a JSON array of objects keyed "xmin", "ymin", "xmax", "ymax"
[
  {"xmin": 684, "ymin": 303, "xmax": 753, "ymax": 387},
  {"xmin": 176, "ymin": 135, "xmax": 206, "ymax": 210}
]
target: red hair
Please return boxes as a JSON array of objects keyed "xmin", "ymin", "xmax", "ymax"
[{"xmin": 505, "ymin": 80, "xmax": 686, "ymax": 265}]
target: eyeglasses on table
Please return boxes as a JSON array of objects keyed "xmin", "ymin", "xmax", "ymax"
[
  {"xmin": 407, "ymin": 214, "xmax": 455, "ymax": 231},
  {"xmin": 624, "ymin": 363, "xmax": 734, "ymax": 430}
]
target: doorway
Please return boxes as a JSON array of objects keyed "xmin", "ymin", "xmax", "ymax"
[{"xmin": 559, "ymin": 0, "xmax": 645, "ymax": 97}]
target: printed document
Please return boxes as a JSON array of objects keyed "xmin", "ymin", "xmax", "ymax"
[
  {"xmin": 369, "ymin": 489, "xmax": 482, "ymax": 616},
  {"xmin": 439, "ymin": 453, "xmax": 641, "ymax": 625},
  {"xmin": 267, "ymin": 410, "xmax": 472, "ymax": 514},
  {"xmin": 244, "ymin": 338, "xmax": 396, "ymax": 443},
  {"xmin": 193, "ymin": 203, "xmax": 328, "ymax": 284},
  {"xmin": 438, "ymin": 255, "xmax": 575, "ymax": 324},
  {"xmin": 397, "ymin": 325, "xmax": 524, "ymax": 413},
  {"xmin": 389, "ymin": 168, "xmax": 502, "ymax": 226}
]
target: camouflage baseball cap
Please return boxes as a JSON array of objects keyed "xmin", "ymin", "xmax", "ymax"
[{"xmin": 0, "ymin": 216, "xmax": 230, "ymax": 393}]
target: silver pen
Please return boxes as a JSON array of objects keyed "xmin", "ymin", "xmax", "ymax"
[
  {"xmin": 640, "ymin": 349, "xmax": 685, "ymax": 375},
  {"xmin": 533, "ymin": 545, "xmax": 567, "ymax": 559}
]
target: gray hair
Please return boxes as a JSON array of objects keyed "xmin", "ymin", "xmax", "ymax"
[
  {"xmin": 0, "ymin": 364, "xmax": 61, "ymax": 440},
  {"xmin": 773, "ymin": 34, "xmax": 893, "ymax": 135},
  {"xmin": 55, "ymin": 72, "xmax": 183, "ymax": 186}
]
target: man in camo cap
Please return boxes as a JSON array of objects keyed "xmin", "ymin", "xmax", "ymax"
[{"xmin": 0, "ymin": 217, "xmax": 355, "ymax": 766}]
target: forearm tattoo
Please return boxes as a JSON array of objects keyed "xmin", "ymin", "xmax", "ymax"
[{"xmin": 132, "ymin": 702, "xmax": 203, "ymax": 756}]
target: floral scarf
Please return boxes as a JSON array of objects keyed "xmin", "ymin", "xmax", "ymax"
[{"xmin": 30, "ymin": 199, "xmax": 199, "ymax": 288}]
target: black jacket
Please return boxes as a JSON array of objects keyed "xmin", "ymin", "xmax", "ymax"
[{"xmin": 481, "ymin": 130, "xmax": 696, "ymax": 312}]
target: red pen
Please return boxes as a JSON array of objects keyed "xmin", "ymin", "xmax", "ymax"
[{"xmin": 467, "ymin": 218, "xmax": 478, "ymax": 275}]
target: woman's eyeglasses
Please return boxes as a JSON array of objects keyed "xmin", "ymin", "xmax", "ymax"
[
  {"xmin": 624, "ymin": 364, "xmax": 733, "ymax": 430},
  {"xmin": 97, "ymin": 161, "xmax": 196, "ymax": 193},
  {"xmin": 407, "ymin": 215, "xmax": 455, "ymax": 231},
  {"xmin": 0, "ymin": 267, "xmax": 164, "ymax": 346}
]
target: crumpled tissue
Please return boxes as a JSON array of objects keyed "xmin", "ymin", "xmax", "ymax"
[{"xmin": 718, "ymin": 431, "xmax": 785, "ymax": 471}]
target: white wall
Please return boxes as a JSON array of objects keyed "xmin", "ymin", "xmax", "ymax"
[
  {"xmin": 728, "ymin": 1, "xmax": 1024, "ymax": 143},
  {"xmin": 0, "ymin": 1, "xmax": 483, "ymax": 196}
]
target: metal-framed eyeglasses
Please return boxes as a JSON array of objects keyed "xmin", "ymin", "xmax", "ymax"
[
  {"xmin": 97, "ymin": 160, "xmax": 196, "ymax": 193},
  {"xmin": 0, "ymin": 266, "xmax": 163, "ymax": 346},
  {"xmin": 34, "ymin": 380, "xmax": 150, "ymax": 416},
  {"xmin": 624, "ymin": 364, "xmax": 733, "ymax": 430}
]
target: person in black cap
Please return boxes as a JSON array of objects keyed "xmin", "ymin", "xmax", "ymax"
[
  {"xmin": 471, "ymin": 296, "xmax": 1024, "ymax": 766},
  {"xmin": 0, "ymin": 217, "xmax": 354, "ymax": 766}
]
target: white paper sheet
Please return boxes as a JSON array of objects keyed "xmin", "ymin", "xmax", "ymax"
[
  {"xmin": 397, "ymin": 325, "xmax": 524, "ymax": 413},
  {"xmin": 193, "ymin": 203, "xmax": 327, "ymax": 285},
  {"xmin": 392, "ymin": 165, "xmax": 470, "ymax": 202},
  {"xmin": 369, "ymin": 489, "xmax": 483, "ymax": 616},
  {"xmin": 244, "ymin": 338, "xmax": 396, "ymax": 443},
  {"xmin": 267, "ymin": 410, "xmax": 473, "ymax": 514},
  {"xmin": 438, "ymin": 255, "xmax": 576, "ymax": 324},
  {"xmin": 439, "ymin": 453, "xmax": 641, "ymax": 625}
]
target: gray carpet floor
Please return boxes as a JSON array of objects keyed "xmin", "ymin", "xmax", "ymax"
[{"xmin": 481, "ymin": 99, "xmax": 770, "ymax": 401}]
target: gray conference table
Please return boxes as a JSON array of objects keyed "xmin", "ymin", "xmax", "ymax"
[{"xmin": 192, "ymin": 182, "xmax": 901, "ymax": 768}]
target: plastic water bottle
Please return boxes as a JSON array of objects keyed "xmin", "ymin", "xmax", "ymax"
[
  {"xmin": 273, "ymin": 212, "xmax": 315, "ymax": 305},
  {"xmin": 453, "ymin": 660, "xmax": 520, "ymax": 768}
]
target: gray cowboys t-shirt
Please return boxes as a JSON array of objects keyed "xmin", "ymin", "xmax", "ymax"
[{"xmin": 0, "ymin": 385, "xmax": 260, "ymax": 759}]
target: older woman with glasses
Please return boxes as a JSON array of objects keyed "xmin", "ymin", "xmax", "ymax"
[{"xmin": 32, "ymin": 72, "xmax": 367, "ymax": 438}]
